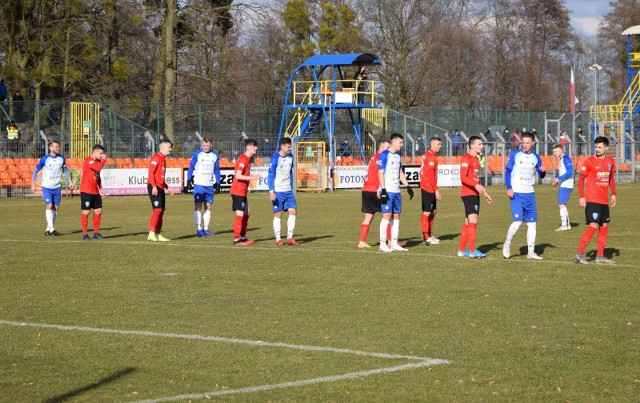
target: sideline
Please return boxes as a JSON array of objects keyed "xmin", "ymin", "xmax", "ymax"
[{"xmin": 0, "ymin": 319, "xmax": 449, "ymax": 401}]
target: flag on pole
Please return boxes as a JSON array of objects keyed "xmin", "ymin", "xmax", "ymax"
[{"xmin": 570, "ymin": 67, "xmax": 575, "ymax": 115}]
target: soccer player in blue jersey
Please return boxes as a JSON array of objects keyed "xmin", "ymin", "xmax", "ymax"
[
  {"xmin": 502, "ymin": 132, "xmax": 546, "ymax": 259},
  {"xmin": 187, "ymin": 137, "xmax": 221, "ymax": 237},
  {"xmin": 552, "ymin": 144, "xmax": 574, "ymax": 231},
  {"xmin": 268, "ymin": 137, "xmax": 299, "ymax": 246},
  {"xmin": 378, "ymin": 133, "xmax": 414, "ymax": 252},
  {"xmin": 31, "ymin": 140, "xmax": 74, "ymax": 236}
]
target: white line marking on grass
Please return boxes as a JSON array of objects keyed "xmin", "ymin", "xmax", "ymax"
[
  {"xmin": 0, "ymin": 238, "xmax": 636, "ymax": 266},
  {"xmin": 1, "ymin": 320, "xmax": 449, "ymax": 401},
  {"xmin": 131, "ymin": 361, "xmax": 438, "ymax": 403},
  {"xmin": 0, "ymin": 320, "xmax": 448, "ymax": 362}
]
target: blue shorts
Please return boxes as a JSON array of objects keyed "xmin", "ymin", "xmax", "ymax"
[
  {"xmin": 42, "ymin": 187, "xmax": 61, "ymax": 206},
  {"xmin": 510, "ymin": 192, "xmax": 537, "ymax": 222},
  {"xmin": 381, "ymin": 192, "xmax": 402, "ymax": 214},
  {"xmin": 194, "ymin": 184, "xmax": 214, "ymax": 204},
  {"xmin": 558, "ymin": 187, "xmax": 573, "ymax": 205},
  {"xmin": 272, "ymin": 191, "xmax": 297, "ymax": 212}
]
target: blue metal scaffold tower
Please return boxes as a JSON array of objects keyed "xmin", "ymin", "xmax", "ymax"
[{"xmin": 277, "ymin": 53, "xmax": 382, "ymax": 165}]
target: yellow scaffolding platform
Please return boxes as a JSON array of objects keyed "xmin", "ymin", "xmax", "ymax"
[{"xmin": 70, "ymin": 102, "xmax": 100, "ymax": 158}]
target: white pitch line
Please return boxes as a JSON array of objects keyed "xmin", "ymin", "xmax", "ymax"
[
  {"xmin": 0, "ymin": 238, "xmax": 636, "ymax": 266},
  {"xmin": 131, "ymin": 360, "xmax": 440, "ymax": 403},
  {"xmin": 0, "ymin": 320, "xmax": 448, "ymax": 362}
]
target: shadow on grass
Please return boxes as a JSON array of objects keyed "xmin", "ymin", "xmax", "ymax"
[
  {"xmin": 404, "ymin": 238, "xmax": 425, "ymax": 247},
  {"xmin": 478, "ymin": 242, "xmax": 502, "ymax": 253},
  {"xmin": 586, "ymin": 247, "xmax": 621, "ymax": 260},
  {"xmin": 295, "ymin": 234, "xmax": 334, "ymax": 244},
  {"xmin": 64, "ymin": 227, "xmax": 122, "ymax": 235},
  {"xmin": 436, "ymin": 233, "xmax": 458, "ymax": 241},
  {"xmin": 102, "ymin": 232, "xmax": 149, "ymax": 239},
  {"xmin": 171, "ymin": 229, "xmax": 235, "ymax": 240},
  {"xmin": 569, "ymin": 222, "xmax": 581, "ymax": 229},
  {"xmin": 44, "ymin": 367, "xmax": 136, "ymax": 403},
  {"xmin": 518, "ymin": 243, "xmax": 555, "ymax": 257}
]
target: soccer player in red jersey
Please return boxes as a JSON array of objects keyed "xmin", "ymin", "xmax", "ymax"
[
  {"xmin": 358, "ymin": 140, "xmax": 390, "ymax": 248},
  {"xmin": 80, "ymin": 144, "xmax": 107, "ymax": 240},
  {"xmin": 574, "ymin": 136, "xmax": 617, "ymax": 264},
  {"xmin": 420, "ymin": 137, "xmax": 442, "ymax": 245},
  {"xmin": 230, "ymin": 138, "xmax": 261, "ymax": 246},
  {"xmin": 147, "ymin": 140, "xmax": 173, "ymax": 242},
  {"xmin": 458, "ymin": 136, "xmax": 492, "ymax": 258}
]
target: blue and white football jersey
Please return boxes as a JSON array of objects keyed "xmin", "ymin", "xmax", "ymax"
[
  {"xmin": 377, "ymin": 149, "xmax": 402, "ymax": 193},
  {"xmin": 557, "ymin": 154, "xmax": 574, "ymax": 189},
  {"xmin": 505, "ymin": 149, "xmax": 545, "ymax": 193},
  {"xmin": 187, "ymin": 149, "xmax": 221, "ymax": 187},
  {"xmin": 268, "ymin": 152, "xmax": 294, "ymax": 192},
  {"xmin": 33, "ymin": 154, "xmax": 69, "ymax": 189}
]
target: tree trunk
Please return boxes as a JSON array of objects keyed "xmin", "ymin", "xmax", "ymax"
[
  {"xmin": 162, "ymin": 0, "xmax": 177, "ymax": 141},
  {"xmin": 148, "ymin": 14, "xmax": 167, "ymax": 132}
]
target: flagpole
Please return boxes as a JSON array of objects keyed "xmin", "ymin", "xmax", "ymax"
[{"xmin": 571, "ymin": 62, "xmax": 576, "ymax": 157}]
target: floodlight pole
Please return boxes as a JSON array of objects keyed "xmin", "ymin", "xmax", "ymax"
[{"xmin": 589, "ymin": 63, "xmax": 602, "ymax": 140}]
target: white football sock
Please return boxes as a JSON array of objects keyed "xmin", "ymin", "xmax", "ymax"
[
  {"xmin": 391, "ymin": 219, "xmax": 400, "ymax": 245},
  {"xmin": 379, "ymin": 218, "xmax": 389, "ymax": 243},
  {"xmin": 203, "ymin": 210, "xmax": 211, "ymax": 230},
  {"xmin": 527, "ymin": 222, "xmax": 537, "ymax": 254},
  {"xmin": 194, "ymin": 211, "xmax": 202, "ymax": 230},
  {"xmin": 273, "ymin": 217, "xmax": 281, "ymax": 241},
  {"xmin": 51, "ymin": 209, "xmax": 57, "ymax": 225},
  {"xmin": 560, "ymin": 206, "xmax": 569, "ymax": 227},
  {"xmin": 45, "ymin": 209, "xmax": 54, "ymax": 230},
  {"xmin": 287, "ymin": 215, "xmax": 296, "ymax": 239},
  {"xmin": 505, "ymin": 221, "xmax": 521, "ymax": 243}
]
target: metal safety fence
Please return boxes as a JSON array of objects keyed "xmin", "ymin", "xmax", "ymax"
[{"xmin": 1, "ymin": 101, "xmax": 638, "ymax": 197}]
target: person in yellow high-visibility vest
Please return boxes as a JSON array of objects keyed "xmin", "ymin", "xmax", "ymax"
[{"xmin": 6, "ymin": 120, "xmax": 20, "ymax": 154}]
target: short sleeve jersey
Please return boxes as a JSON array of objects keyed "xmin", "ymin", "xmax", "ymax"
[
  {"xmin": 557, "ymin": 154, "xmax": 574, "ymax": 189},
  {"xmin": 230, "ymin": 153, "xmax": 251, "ymax": 196},
  {"xmin": 362, "ymin": 152, "xmax": 381, "ymax": 192},
  {"xmin": 460, "ymin": 153, "xmax": 480, "ymax": 197},
  {"xmin": 377, "ymin": 150, "xmax": 402, "ymax": 193},
  {"xmin": 420, "ymin": 150, "xmax": 438, "ymax": 192},
  {"xmin": 80, "ymin": 157, "xmax": 106, "ymax": 194},
  {"xmin": 33, "ymin": 154, "xmax": 68, "ymax": 189},
  {"xmin": 505, "ymin": 149, "xmax": 544, "ymax": 193},
  {"xmin": 188, "ymin": 149, "xmax": 220, "ymax": 187},
  {"xmin": 579, "ymin": 155, "xmax": 616, "ymax": 204},
  {"xmin": 268, "ymin": 152, "xmax": 294, "ymax": 192},
  {"xmin": 147, "ymin": 152, "xmax": 167, "ymax": 189}
]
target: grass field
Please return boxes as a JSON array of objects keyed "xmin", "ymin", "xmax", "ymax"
[{"xmin": 1, "ymin": 184, "xmax": 639, "ymax": 402}]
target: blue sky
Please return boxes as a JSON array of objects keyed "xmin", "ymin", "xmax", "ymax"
[{"xmin": 565, "ymin": 0, "xmax": 612, "ymax": 38}]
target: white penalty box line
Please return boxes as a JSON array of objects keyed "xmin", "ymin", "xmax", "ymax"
[{"xmin": 1, "ymin": 320, "xmax": 450, "ymax": 401}]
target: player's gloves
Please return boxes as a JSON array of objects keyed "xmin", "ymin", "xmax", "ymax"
[
  {"xmin": 406, "ymin": 186, "xmax": 414, "ymax": 200},
  {"xmin": 214, "ymin": 183, "xmax": 221, "ymax": 194},
  {"xmin": 187, "ymin": 178, "xmax": 194, "ymax": 188},
  {"xmin": 380, "ymin": 188, "xmax": 389, "ymax": 203}
]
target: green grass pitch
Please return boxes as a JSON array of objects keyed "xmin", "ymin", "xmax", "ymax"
[{"xmin": 1, "ymin": 184, "xmax": 639, "ymax": 401}]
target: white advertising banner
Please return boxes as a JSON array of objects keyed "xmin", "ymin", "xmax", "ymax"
[
  {"xmin": 102, "ymin": 168, "xmax": 183, "ymax": 195},
  {"xmin": 215, "ymin": 166, "xmax": 270, "ymax": 192},
  {"xmin": 436, "ymin": 164, "xmax": 462, "ymax": 187},
  {"xmin": 332, "ymin": 166, "xmax": 369, "ymax": 189},
  {"xmin": 332, "ymin": 164, "xmax": 461, "ymax": 190}
]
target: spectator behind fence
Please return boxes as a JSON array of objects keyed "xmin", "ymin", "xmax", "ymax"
[
  {"xmin": 182, "ymin": 136, "xmax": 198, "ymax": 158},
  {"xmin": 559, "ymin": 130, "xmax": 569, "ymax": 151},
  {"xmin": 510, "ymin": 129, "xmax": 521, "ymax": 151},
  {"xmin": 353, "ymin": 65, "xmax": 367, "ymax": 104},
  {"xmin": 6, "ymin": 120, "xmax": 21, "ymax": 155},
  {"xmin": 13, "ymin": 91, "xmax": 24, "ymax": 122},
  {"xmin": 143, "ymin": 132, "xmax": 154, "ymax": 157},
  {"xmin": 0, "ymin": 80, "xmax": 7, "ymax": 103},
  {"xmin": 452, "ymin": 129, "xmax": 462, "ymax": 156},
  {"xmin": 576, "ymin": 125, "xmax": 584, "ymax": 157}
]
